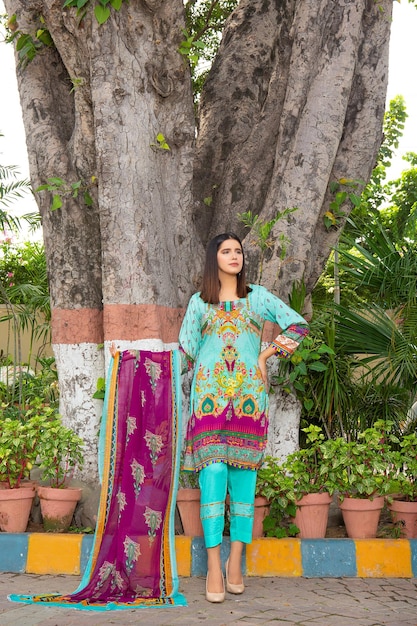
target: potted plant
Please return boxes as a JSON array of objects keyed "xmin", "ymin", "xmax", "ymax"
[
  {"xmin": 386, "ymin": 431, "xmax": 417, "ymax": 538},
  {"xmin": 256, "ymin": 458, "xmax": 298, "ymax": 538},
  {"xmin": 0, "ymin": 411, "xmax": 46, "ymax": 532},
  {"xmin": 257, "ymin": 425, "xmax": 338, "ymax": 538},
  {"xmin": 176, "ymin": 469, "xmax": 203, "ymax": 536},
  {"xmin": 0, "ymin": 397, "xmax": 54, "ymax": 532},
  {"xmin": 324, "ymin": 420, "xmax": 396, "ymax": 538},
  {"xmin": 37, "ymin": 415, "xmax": 84, "ymax": 532}
]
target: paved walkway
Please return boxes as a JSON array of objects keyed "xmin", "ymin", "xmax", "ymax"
[{"xmin": 0, "ymin": 574, "xmax": 417, "ymax": 625}]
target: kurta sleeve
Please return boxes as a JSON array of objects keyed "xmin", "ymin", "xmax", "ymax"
[
  {"xmin": 254, "ymin": 285, "xmax": 309, "ymax": 359},
  {"xmin": 178, "ymin": 293, "xmax": 204, "ymax": 373}
]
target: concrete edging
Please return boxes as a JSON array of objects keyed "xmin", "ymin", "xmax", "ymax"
[{"xmin": 1, "ymin": 534, "xmax": 417, "ymax": 578}]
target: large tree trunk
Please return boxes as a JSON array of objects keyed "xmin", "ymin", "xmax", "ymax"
[
  {"xmin": 4, "ymin": 0, "xmax": 393, "ymax": 486},
  {"xmin": 5, "ymin": 0, "xmax": 200, "ymax": 482},
  {"xmin": 195, "ymin": 0, "xmax": 392, "ymax": 300}
]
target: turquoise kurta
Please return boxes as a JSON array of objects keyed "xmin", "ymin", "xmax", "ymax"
[{"xmin": 179, "ymin": 284, "xmax": 308, "ymax": 472}]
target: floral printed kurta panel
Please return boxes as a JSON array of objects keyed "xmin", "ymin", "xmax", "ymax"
[{"xmin": 179, "ymin": 284, "xmax": 308, "ymax": 471}]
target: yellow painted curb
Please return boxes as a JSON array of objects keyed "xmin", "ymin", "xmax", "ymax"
[
  {"xmin": 19, "ymin": 534, "xmax": 417, "ymax": 578},
  {"xmin": 27, "ymin": 533, "xmax": 83, "ymax": 575},
  {"xmin": 356, "ymin": 539, "xmax": 412, "ymax": 577},
  {"xmin": 175, "ymin": 536, "xmax": 192, "ymax": 577},
  {"xmin": 246, "ymin": 538, "xmax": 302, "ymax": 576}
]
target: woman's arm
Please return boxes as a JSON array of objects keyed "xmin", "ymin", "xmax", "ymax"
[
  {"xmin": 258, "ymin": 344, "xmax": 276, "ymax": 386},
  {"xmin": 254, "ymin": 285, "xmax": 309, "ymax": 385}
]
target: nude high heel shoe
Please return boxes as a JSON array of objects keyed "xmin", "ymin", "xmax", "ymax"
[
  {"xmin": 205, "ymin": 571, "xmax": 225, "ymax": 603},
  {"xmin": 225, "ymin": 558, "xmax": 245, "ymax": 594}
]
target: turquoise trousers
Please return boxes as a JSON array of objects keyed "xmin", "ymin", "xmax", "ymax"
[{"xmin": 198, "ymin": 463, "xmax": 257, "ymax": 548}]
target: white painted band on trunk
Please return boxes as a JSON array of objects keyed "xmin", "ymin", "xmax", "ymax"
[
  {"xmin": 52, "ymin": 343, "xmax": 105, "ymax": 484},
  {"xmin": 104, "ymin": 338, "xmax": 179, "ymax": 353},
  {"xmin": 263, "ymin": 343, "xmax": 300, "ymax": 461},
  {"xmin": 103, "ymin": 339, "xmax": 179, "ymax": 374}
]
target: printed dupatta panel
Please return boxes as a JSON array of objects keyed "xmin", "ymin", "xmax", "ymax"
[{"xmin": 8, "ymin": 350, "xmax": 186, "ymax": 611}]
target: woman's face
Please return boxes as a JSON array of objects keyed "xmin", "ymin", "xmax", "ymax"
[{"xmin": 217, "ymin": 238, "xmax": 244, "ymax": 278}]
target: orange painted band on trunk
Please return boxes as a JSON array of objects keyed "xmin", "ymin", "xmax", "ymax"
[
  {"xmin": 51, "ymin": 304, "xmax": 279, "ymax": 345},
  {"xmin": 103, "ymin": 303, "xmax": 184, "ymax": 344},
  {"xmin": 51, "ymin": 308, "xmax": 104, "ymax": 344}
]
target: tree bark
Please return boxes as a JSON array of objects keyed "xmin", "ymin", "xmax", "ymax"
[
  {"xmin": 195, "ymin": 0, "xmax": 392, "ymax": 301},
  {"xmin": 4, "ymin": 0, "xmax": 200, "ymax": 481}
]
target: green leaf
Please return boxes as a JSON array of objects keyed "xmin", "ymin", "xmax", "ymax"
[
  {"xmin": 293, "ymin": 380, "xmax": 306, "ymax": 392},
  {"xmin": 317, "ymin": 344, "xmax": 334, "ymax": 355},
  {"xmin": 308, "ymin": 362, "xmax": 328, "ymax": 372},
  {"xmin": 16, "ymin": 34, "xmax": 31, "ymax": 51},
  {"xmin": 295, "ymin": 361, "xmax": 307, "ymax": 376},
  {"xmin": 323, "ymin": 213, "xmax": 335, "ymax": 229},
  {"xmin": 51, "ymin": 194, "xmax": 63, "ymax": 211},
  {"xmin": 335, "ymin": 191, "xmax": 347, "ymax": 204},
  {"xmin": 155, "ymin": 133, "xmax": 170, "ymax": 150},
  {"xmin": 48, "ymin": 177, "xmax": 64, "ymax": 186},
  {"xmin": 110, "ymin": 0, "xmax": 123, "ymax": 8},
  {"xmin": 349, "ymin": 192, "xmax": 361, "ymax": 207},
  {"xmin": 84, "ymin": 191, "xmax": 93, "ymax": 206},
  {"xmin": 94, "ymin": 4, "xmax": 111, "ymax": 24},
  {"xmin": 93, "ymin": 376, "xmax": 106, "ymax": 399},
  {"xmin": 289, "ymin": 371, "xmax": 297, "ymax": 383},
  {"xmin": 36, "ymin": 29, "xmax": 54, "ymax": 46}
]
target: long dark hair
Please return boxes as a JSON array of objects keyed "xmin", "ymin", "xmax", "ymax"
[{"xmin": 200, "ymin": 233, "xmax": 250, "ymax": 303}]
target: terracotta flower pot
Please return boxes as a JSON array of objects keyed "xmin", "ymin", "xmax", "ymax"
[
  {"xmin": 293, "ymin": 492, "xmax": 332, "ymax": 538},
  {"xmin": 176, "ymin": 488, "xmax": 203, "ymax": 536},
  {"xmin": 37, "ymin": 486, "xmax": 82, "ymax": 532},
  {"xmin": 0, "ymin": 486, "xmax": 35, "ymax": 533},
  {"xmin": 338, "ymin": 495, "xmax": 384, "ymax": 539},
  {"xmin": 252, "ymin": 495, "xmax": 271, "ymax": 538},
  {"xmin": 387, "ymin": 499, "xmax": 417, "ymax": 539}
]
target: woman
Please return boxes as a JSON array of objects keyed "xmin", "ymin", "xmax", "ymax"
[{"xmin": 179, "ymin": 233, "xmax": 308, "ymax": 603}]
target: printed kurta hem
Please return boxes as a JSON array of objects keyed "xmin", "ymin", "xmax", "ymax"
[{"xmin": 182, "ymin": 402, "xmax": 267, "ymax": 471}]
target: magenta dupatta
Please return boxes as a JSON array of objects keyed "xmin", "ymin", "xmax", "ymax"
[{"xmin": 9, "ymin": 350, "xmax": 186, "ymax": 611}]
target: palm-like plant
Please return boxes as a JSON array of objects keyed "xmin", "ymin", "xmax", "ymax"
[
  {"xmin": 335, "ymin": 219, "xmax": 417, "ymax": 420},
  {"xmin": 338, "ymin": 220, "xmax": 417, "ymax": 307},
  {"xmin": 0, "ymin": 241, "xmax": 51, "ymax": 373},
  {"xmin": 296, "ymin": 317, "xmax": 355, "ymax": 439},
  {"xmin": 0, "ymin": 149, "xmax": 31, "ymax": 232},
  {"xmin": 335, "ymin": 304, "xmax": 417, "ymax": 388}
]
